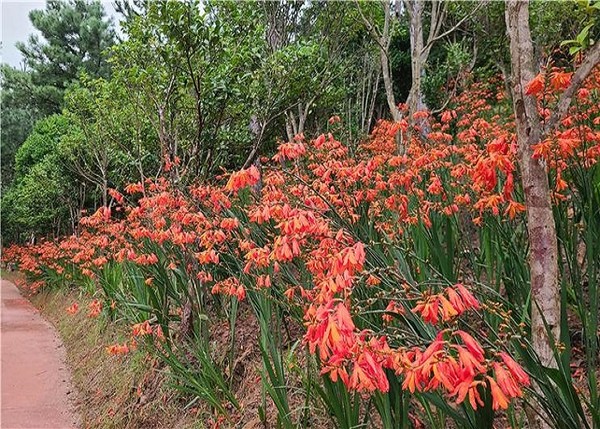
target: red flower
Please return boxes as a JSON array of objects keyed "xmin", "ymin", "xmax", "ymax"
[
  {"xmin": 106, "ymin": 343, "xmax": 130, "ymax": 356},
  {"xmin": 225, "ymin": 166, "xmax": 260, "ymax": 192},
  {"xmin": 499, "ymin": 352, "xmax": 530, "ymax": 386},
  {"xmin": 132, "ymin": 320, "xmax": 153, "ymax": 337},
  {"xmin": 525, "ymin": 73, "xmax": 545, "ymax": 95},
  {"xmin": 66, "ymin": 302, "xmax": 79, "ymax": 315},
  {"xmin": 88, "ymin": 299, "xmax": 103, "ymax": 318},
  {"xmin": 412, "ymin": 295, "xmax": 440, "ymax": 325}
]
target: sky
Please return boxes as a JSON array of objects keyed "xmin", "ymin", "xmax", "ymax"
[{"xmin": 1, "ymin": 0, "xmax": 119, "ymax": 68}]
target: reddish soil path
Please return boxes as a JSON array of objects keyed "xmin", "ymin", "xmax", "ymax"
[{"xmin": 1, "ymin": 279, "xmax": 79, "ymax": 428}]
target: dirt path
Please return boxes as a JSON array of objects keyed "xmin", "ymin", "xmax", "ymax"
[{"xmin": 1, "ymin": 279, "xmax": 79, "ymax": 429}]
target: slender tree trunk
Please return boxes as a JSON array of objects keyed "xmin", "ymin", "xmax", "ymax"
[
  {"xmin": 506, "ymin": 2, "xmax": 558, "ymax": 427},
  {"xmin": 367, "ymin": 64, "xmax": 381, "ymax": 134},
  {"xmin": 495, "ymin": 59, "xmax": 513, "ymax": 98},
  {"xmin": 380, "ymin": 1, "xmax": 401, "ymax": 123},
  {"xmin": 357, "ymin": 0, "xmax": 403, "ymax": 151},
  {"xmin": 406, "ymin": 0, "xmax": 424, "ymax": 117},
  {"xmin": 298, "ymin": 103, "xmax": 307, "ymax": 136},
  {"xmin": 381, "ymin": 48, "xmax": 400, "ymax": 122},
  {"xmin": 102, "ymin": 176, "xmax": 108, "ymax": 208},
  {"xmin": 506, "ymin": 0, "xmax": 559, "ymax": 368},
  {"xmin": 285, "ymin": 113, "xmax": 295, "ymax": 142}
]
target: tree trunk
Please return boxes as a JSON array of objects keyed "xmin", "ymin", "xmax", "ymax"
[
  {"xmin": 380, "ymin": 1, "xmax": 401, "ymax": 123},
  {"xmin": 406, "ymin": 0, "xmax": 424, "ymax": 117},
  {"xmin": 102, "ymin": 176, "xmax": 108, "ymax": 208},
  {"xmin": 506, "ymin": 2, "xmax": 558, "ymax": 427},
  {"xmin": 357, "ymin": 0, "xmax": 402, "ymax": 150},
  {"xmin": 506, "ymin": 0, "xmax": 559, "ymax": 368}
]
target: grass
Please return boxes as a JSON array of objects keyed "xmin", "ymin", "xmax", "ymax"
[
  {"xmin": 0, "ymin": 268, "xmax": 23, "ymax": 283},
  {"xmin": 28, "ymin": 286, "xmax": 203, "ymax": 429}
]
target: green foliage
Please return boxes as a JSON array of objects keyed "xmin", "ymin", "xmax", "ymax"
[
  {"xmin": 16, "ymin": 0, "xmax": 115, "ymax": 115},
  {"xmin": 1, "ymin": 115, "xmax": 81, "ymax": 240},
  {"xmin": 13, "ymin": 115, "xmax": 69, "ymax": 180},
  {"xmin": 0, "ymin": 67, "xmax": 43, "ymax": 189},
  {"xmin": 106, "ymin": 0, "xmax": 262, "ymax": 180},
  {"xmin": 160, "ymin": 339, "xmax": 240, "ymax": 417},
  {"xmin": 423, "ymin": 41, "xmax": 473, "ymax": 110},
  {"xmin": 61, "ymin": 77, "xmax": 157, "ymax": 205},
  {"xmin": 1, "ymin": 0, "xmax": 115, "ymax": 198},
  {"xmin": 558, "ymin": 0, "xmax": 600, "ymax": 55}
]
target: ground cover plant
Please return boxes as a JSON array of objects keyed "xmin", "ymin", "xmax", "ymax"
[
  {"xmin": 2, "ymin": 1, "xmax": 600, "ymax": 428},
  {"xmin": 4, "ymin": 63, "xmax": 600, "ymax": 428}
]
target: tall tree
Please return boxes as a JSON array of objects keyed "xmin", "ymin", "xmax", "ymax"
[
  {"xmin": 1, "ymin": 0, "xmax": 115, "ymax": 189},
  {"xmin": 1, "ymin": 115, "xmax": 81, "ymax": 241},
  {"xmin": 358, "ymin": 0, "xmax": 401, "ymax": 122},
  {"xmin": 16, "ymin": 0, "xmax": 116, "ymax": 115},
  {"xmin": 403, "ymin": 0, "xmax": 481, "ymax": 116},
  {"xmin": 109, "ymin": 0, "xmax": 262, "ymax": 182}
]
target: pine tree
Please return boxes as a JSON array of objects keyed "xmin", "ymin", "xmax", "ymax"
[
  {"xmin": 1, "ymin": 0, "xmax": 115, "ymax": 188},
  {"xmin": 16, "ymin": 0, "xmax": 116, "ymax": 114}
]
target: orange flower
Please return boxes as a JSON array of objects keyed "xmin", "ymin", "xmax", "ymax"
[
  {"xmin": 439, "ymin": 296, "xmax": 458, "ymax": 321},
  {"xmin": 153, "ymin": 325, "xmax": 165, "ymax": 341},
  {"xmin": 413, "ymin": 110, "xmax": 429, "ymax": 120},
  {"xmin": 382, "ymin": 300, "xmax": 404, "ymax": 322},
  {"xmin": 455, "ymin": 330, "xmax": 485, "ymax": 362},
  {"xmin": 532, "ymin": 139, "xmax": 551, "ymax": 159},
  {"xmin": 257, "ymin": 274, "xmax": 272, "ymax": 288},
  {"xmin": 106, "ymin": 344, "xmax": 129, "ymax": 355},
  {"xmin": 348, "ymin": 349, "xmax": 389, "ymax": 392},
  {"xmin": 487, "ymin": 376, "xmax": 510, "ymax": 410},
  {"xmin": 225, "ymin": 166, "xmax": 260, "ymax": 192},
  {"xmin": 493, "ymin": 362, "xmax": 522, "ymax": 398},
  {"xmin": 505, "ymin": 200, "xmax": 526, "ymax": 220},
  {"xmin": 525, "ymin": 73, "xmax": 545, "ymax": 96},
  {"xmin": 550, "ymin": 71, "xmax": 572, "ymax": 91},
  {"xmin": 132, "ymin": 320, "xmax": 153, "ymax": 337},
  {"xmin": 66, "ymin": 302, "xmax": 79, "ymax": 315},
  {"xmin": 106, "ymin": 343, "xmax": 130, "ymax": 356},
  {"xmin": 440, "ymin": 110, "xmax": 456, "ymax": 123},
  {"xmin": 274, "ymin": 141, "xmax": 306, "ymax": 162},
  {"xmin": 88, "ymin": 299, "xmax": 102, "ymax": 318},
  {"xmin": 412, "ymin": 295, "xmax": 440, "ymax": 325},
  {"xmin": 453, "ymin": 379, "xmax": 485, "ymax": 409},
  {"xmin": 455, "ymin": 283, "xmax": 480, "ymax": 310},
  {"xmin": 196, "ymin": 249, "xmax": 219, "ymax": 265},
  {"xmin": 328, "ymin": 115, "xmax": 341, "ymax": 125},
  {"xmin": 499, "ymin": 352, "xmax": 530, "ymax": 386},
  {"xmin": 366, "ymin": 274, "xmax": 381, "ymax": 287}
]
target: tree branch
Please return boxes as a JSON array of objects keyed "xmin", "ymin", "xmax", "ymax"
[
  {"xmin": 542, "ymin": 42, "xmax": 600, "ymax": 137},
  {"xmin": 423, "ymin": 2, "xmax": 483, "ymax": 54},
  {"xmin": 355, "ymin": 0, "xmax": 387, "ymax": 53}
]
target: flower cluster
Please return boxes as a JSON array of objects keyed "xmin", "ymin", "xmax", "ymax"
[{"xmin": 4, "ymin": 66, "xmax": 599, "ymax": 414}]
